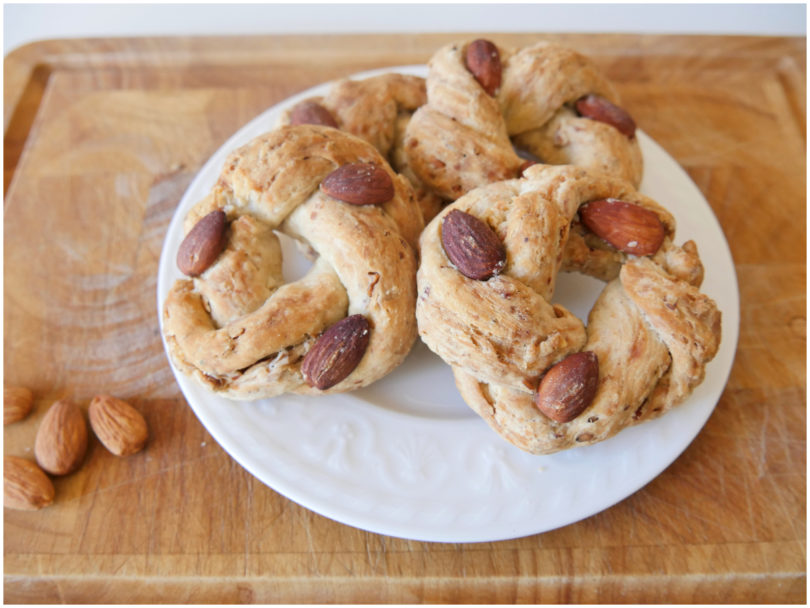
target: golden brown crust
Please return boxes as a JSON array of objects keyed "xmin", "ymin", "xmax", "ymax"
[
  {"xmin": 417, "ymin": 164, "xmax": 721, "ymax": 454},
  {"xmin": 163, "ymin": 125, "xmax": 423, "ymax": 400},
  {"xmin": 405, "ymin": 40, "xmax": 643, "ymax": 202},
  {"xmin": 405, "ymin": 42, "xmax": 523, "ymax": 201},
  {"xmin": 278, "ymin": 73, "xmax": 444, "ymax": 222}
]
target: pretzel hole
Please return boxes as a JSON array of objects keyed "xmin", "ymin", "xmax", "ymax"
[
  {"xmin": 549, "ymin": 272, "xmax": 604, "ymax": 323},
  {"xmin": 277, "ymin": 231, "xmax": 316, "ymax": 284}
]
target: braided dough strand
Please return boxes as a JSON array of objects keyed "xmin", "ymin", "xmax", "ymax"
[
  {"xmin": 163, "ymin": 125, "xmax": 422, "ymax": 399},
  {"xmin": 417, "ymin": 164, "xmax": 721, "ymax": 454},
  {"xmin": 405, "ymin": 39, "xmax": 643, "ymax": 204},
  {"xmin": 405, "ymin": 42, "xmax": 523, "ymax": 201},
  {"xmin": 279, "ymin": 73, "xmax": 443, "ymax": 222}
]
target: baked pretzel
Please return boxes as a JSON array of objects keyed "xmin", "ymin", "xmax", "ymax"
[
  {"xmin": 278, "ymin": 73, "xmax": 444, "ymax": 222},
  {"xmin": 162, "ymin": 125, "xmax": 423, "ymax": 400},
  {"xmin": 416, "ymin": 164, "xmax": 721, "ymax": 454},
  {"xmin": 405, "ymin": 39, "xmax": 643, "ymax": 203}
]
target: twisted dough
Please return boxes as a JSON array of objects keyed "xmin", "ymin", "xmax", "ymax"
[
  {"xmin": 163, "ymin": 125, "xmax": 423, "ymax": 399},
  {"xmin": 416, "ymin": 164, "xmax": 721, "ymax": 454},
  {"xmin": 278, "ymin": 73, "xmax": 443, "ymax": 222},
  {"xmin": 405, "ymin": 40, "xmax": 643, "ymax": 203}
]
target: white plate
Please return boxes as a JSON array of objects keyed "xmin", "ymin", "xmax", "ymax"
[{"xmin": 157, "ymin": 66, "xmax": 740, "ymax": 543}]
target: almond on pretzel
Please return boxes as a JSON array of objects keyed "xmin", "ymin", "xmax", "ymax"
[
  {"xmin": 405, "ymin": 39, "xmax": 644, "ymax": 203},
  {"xmin": 416, "ymin": 164, "xmax": 720, "ymax": 454},
  {"xmin": 163, "ymin": 125, "xmax": 423, "ymax": 399}
]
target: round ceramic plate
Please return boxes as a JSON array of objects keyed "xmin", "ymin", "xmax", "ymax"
[{"xmin": 157, "ymin": 66, "xmax": 739, "ymax": 543}]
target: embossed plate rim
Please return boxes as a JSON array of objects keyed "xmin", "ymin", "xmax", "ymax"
[{"xmin": 157, "ymin": 65, "xmax": 740, "ymax": 543}]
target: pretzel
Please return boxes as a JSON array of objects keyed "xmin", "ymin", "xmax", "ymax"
[
  {"xmin": 162, "ymin": 125, "xmax": 423, "ymax": 400},
  {"xmin": 278, "ymin": 73, "xmax": 444, "ymax": 222},
  {"xmin": 405, "ymin": 39, "xmax": 643, "ymax": 203},
  {"xmin": 416, "ymin": 164, "xmax": 721, "ymax": 454}
]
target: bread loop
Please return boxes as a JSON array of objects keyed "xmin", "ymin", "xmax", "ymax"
[
  {"xmin": 162, "ymin": 125, "xmax": 423, "ymax": 399},
  {"xmin": 416, "ymin": 164, "xmax": 721, "ymax": 454},
  {"xmin": 405, "ymin": 39, "xmax": 643, "ymax": 204},
  {"xmin": 278, "ymin": 73, "xmax": 444, "ymax": 222}
]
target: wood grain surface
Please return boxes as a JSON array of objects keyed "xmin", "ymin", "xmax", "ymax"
[{"xmin": 3, "ymin": 33, "xmax": 806, "ymax": 604}]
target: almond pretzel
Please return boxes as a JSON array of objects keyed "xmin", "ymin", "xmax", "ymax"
[
  {"xmin": 405, "ymin": 39, "xmax": 644, "ymax": 204},
  {"xmin": 277, "ymin": 73, "xmax": 444, "ymax": 222},
  {"xmin": 416, "ymin": 164, "xmax": 721, "ymax": 454},
  {"xmin": 162, "ymin": 125, "xmax": 423, "ymax": 400}
]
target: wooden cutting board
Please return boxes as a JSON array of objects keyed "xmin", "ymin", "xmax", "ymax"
[{"xmin": 4, "ymin": 33, "xmax": 806, "ymax": 603}]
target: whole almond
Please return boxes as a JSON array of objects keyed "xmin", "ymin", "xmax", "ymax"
[
  {"xmin": 88, "ymin": 395, "xmax": 148, "ymax": 456},
  {"xmin": 535, "ymin": 351, "xmax": 600, "ymax": 423},
  {"xmin": 289, "ymin": 100, "xmax": 338, "ymax": 128},
  {"xmin": 4, "ymin": 456, "xmax": 55, "ymax": 510},
  {"xmin": 301, "ymin": 315, "xmax": 371, "ymax": 390},
  {"xmin": 34, "ymin": 399, "xmax": 88, "ymax": 476},
  {"xmin": 320, "ymin": 163, "xmax": 394, "ymax": 205},
  {"xmin": 176, "ymin": 209, "xmax": 228, "ymax": 276},
  {"xmin": 4, "ymin": 386, "xmax": 34, "ymax": 425},
  {"xmin": 575, "ymin": 94, "xmax": 636, "ymax": 138},
  {"xmin": 580, "ymin": 198, "xmax": 666, "ymax": 256},
  {"xmin": 465, "ymin": 39, "xmax": 502, "ymax": 96},
  {"xmin": 441, "ymin": 209, "xmax": 506, "ymax": 280}
]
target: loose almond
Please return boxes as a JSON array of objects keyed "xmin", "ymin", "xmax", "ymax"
[
  {"xmin": 88, "ymin": 395, "xmax": 148, "ymax": 456},
  {"xmin": 441, "ymin": 209, "xmax": 506, "ymax": 280},
  {"xmin": 4, "ymin": 456, "xmax": 55, "ymax": 510},
  {"xmin": 579, "ymin": 198, "xmax": 666, "ymax": 256},
  {"xmin": 465, "ymin": 39, "xmax": 502, "ymax": 96},
  {"xmin": 575, "ymin": 94, "xmax": 636, "ymax": 138},
  {"xmin": 301, "ymin": 315, "xmax": 371, "ymax": 390},
  {"xmin": 535, "ymin": 351, "xmax": 600, "ymax": 423},
  {"xmin": 289, "ymin": 100, "xmax": 339, "ymax": 128},
  {"xmin": 320, "ymin": 163, "xmax": 395, "ymax": 205},
  {"xmin": 177, "ymin": 209, "xmax": 228, "ymax": 276},
  {"xmin": 34, "ymin": 399, "xmax": 88, "ymax": 476},
  {"xmin": 4, "ymin": 386, "xmax": 34, "ymax": 425}
]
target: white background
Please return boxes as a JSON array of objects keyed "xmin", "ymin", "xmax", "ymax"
[{"xmin": 4, "ymin": 2, "xmax": 806, "ymax": 57}]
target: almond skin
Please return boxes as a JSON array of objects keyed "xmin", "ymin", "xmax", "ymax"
[
  {"xmin": 518, "ymin": 160, "xmax": 538, "ymax": 177},
  {"xmin": 320, "ymin": 163, "xmax": 394, "ymax": 205},
  {"xmin": 289, "ymin": 100, "xmax": 338, "ymax": 128},
  {"xmin": 514, "ymin": 147, "xmax": 542, "ymax": 177},
  {"xmin": 465, "ymin": 39, "xmax": 502, "ymax": 96},
  {"xmin": 88, "ymin": 395, "xmax": 148, "ymax": 456},
  {"xmin": 441, "ymin": 209, "xmax": 506, "ymax": 280},
  {"xmin": 301, "ymin": 315, "xmax": 371, "ymax": 390},
  {"xmin": 34, "ymin": 399, "xmax": 88, "ymax": 476},
  {"xmin": 4, "ymin": 456, "xmax": 55, "ymax": 510},
  {"xmin": 579, "ymin": 198, "xmax": 666, "ymax": 256},
  {"xmin": 575, "ymin": 94, "xmax": 636, "ymax": 138},
  {"xmin": 176, "ymin": 209, "xmax": 228, "ymax": 276},
  {"xmin": 535, "ymin": 351, "xmax": 600, "ymax": 423},
  {"xmin": 4, "ymin": 386, "xmax": 34, "ymax": 425}
]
